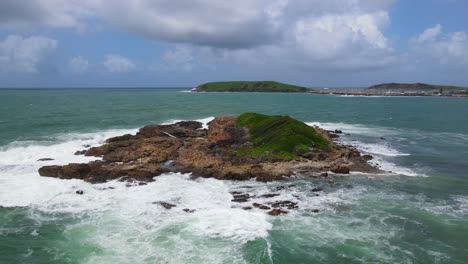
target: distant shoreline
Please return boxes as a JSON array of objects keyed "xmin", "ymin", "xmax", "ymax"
[{"xmin": 308, "ymin": 90, "xmax": 468, "ymax": 98}]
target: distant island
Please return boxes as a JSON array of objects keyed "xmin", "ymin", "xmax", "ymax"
[
  {"xmin": 194, "ymin": 81, "xmax": 308, "ymax": 93},
  {"xmin": 310, "ymin": 83, "xmax": 468, "ymax": 97}
]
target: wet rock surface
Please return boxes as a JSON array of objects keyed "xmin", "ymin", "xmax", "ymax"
[{"xmin": 38, "ymin": 115, "xmax": 381, "ymax": 183}]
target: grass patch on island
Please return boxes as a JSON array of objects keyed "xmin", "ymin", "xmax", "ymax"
[{"xmin": 233, "ymin": 112, "xmax": 330, "ymax": 160}]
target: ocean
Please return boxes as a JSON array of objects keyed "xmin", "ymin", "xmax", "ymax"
[{"xmin": 0, "ymin": 88, "xmax": 467, "ymax": 263}]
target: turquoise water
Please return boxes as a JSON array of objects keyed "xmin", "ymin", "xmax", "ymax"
[{"xmin": 0, "ymin": 89, "xmax": 467, "ymax": 263}]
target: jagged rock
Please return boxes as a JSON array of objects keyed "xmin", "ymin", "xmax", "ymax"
[
  {"xmin": 156, "ymin": 202, "xmax": 177, "ymax": 209},
  {"xmin": 76, "ymin": 190, "xmax": 84, "ymax": 195},
  {"xmin": 331, "ymin": 165, "xmax": 350, "ymax": 174},
  {"xmin": 271, "ymin": 201, "xmax": 298, "ymax": 209},
  {"xmin": 74, "ymin": 150, "xmax": 86, "ymax": 155},
  {"xmin": 253, "ymin": 203, "xmax": 271, "ymax": 210},
  {"xmin": 38, "ymin": 114, "xmax": 380, "ymax": 183},
  {"xmin": 268, "ymin": 209, "xmax": 288, "ymax": 216},
  {"xmin": 311, "ymin": 187, "xmax": 323, "ymax": 192},
  {"xmin": 259, "ymin": 193, "xmax": 280, "ymax": 198},
  {"xmin": 183, "ymin": 208, "xmax": 196, "ymax": 213},
  {"xmin": 37, "ymin": 158, "xmax": 54, "ymax": 161}
]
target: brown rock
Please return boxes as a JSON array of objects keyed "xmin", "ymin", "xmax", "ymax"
[
  {"xmin": 268, "ymin": 209, "xmax": 288, "ymax": 216},
  {"xmin": 331, "ymin": 165, "xmax": 350, "ymax": 174},
  {"xmin": 253, "ymin": 203, "xmax": 271, "ymax": 210}
]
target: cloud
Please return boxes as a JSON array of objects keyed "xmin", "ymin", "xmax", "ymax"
[
  {"xmin": 0, "ymin": 0, "xmax": 91, "ymax": 30},
  {"xmin": 411, "ymin": 24, "xmax": 468, "ymax": 66},
  {"xmin": 69, "ymin": 56, "xmax": 89, "ymax": 74},
  {"xmin": 0, "ymin": 35, "xmax": 57, "ymax": 73},
  {"xmin": 103, "ymin": 54, "xmax": 136, "ymax": 73},
  {"xmin": 159, "ymin": 45, "xmax": 194, "ymax": 72}
]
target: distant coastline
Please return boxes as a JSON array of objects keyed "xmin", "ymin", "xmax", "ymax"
[
  {"xmin": 192, "ymin": 81, "xmax": 468, "ymax": 97},
  {"xmin": 309, "ymin": 83, "xmax": 468, "ymax": 97}
]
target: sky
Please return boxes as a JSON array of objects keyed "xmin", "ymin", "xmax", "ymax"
[{"xmin": 0, "ymin": 0, "xmax": 467, "ymax": 88}]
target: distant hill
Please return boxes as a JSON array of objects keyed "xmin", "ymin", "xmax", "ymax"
[
  {"xmin": 368, "ymin": 83, "xmax": 467, "ymax": 92},
  {"xmin": 195, "ymin": 81, "xmax": 308, "ymax": 92}
]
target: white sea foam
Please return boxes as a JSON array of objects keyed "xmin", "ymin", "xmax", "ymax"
[
  {"xmin": 307, "ymin": 121, "xmax": 421, "ymax": 176},
  {"xmin": 0, "ymin": 122, "xmax": 272, "ymax": 262}
]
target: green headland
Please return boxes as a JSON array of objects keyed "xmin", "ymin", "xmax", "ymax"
[{"xmin": 195, "ymin": 81, "xmax": 308, "ymax": 92}]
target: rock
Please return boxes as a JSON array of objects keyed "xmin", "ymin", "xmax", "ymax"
[
  {"xmin": 183, "ymin": 208, "xmax": 196, "ymax": 213},
  {"xmin": 83, "ymin": 144, "xmax": 91, "ymax": 148},
  {"xmin": 334, "ymin": 130, "xmax": 343, "ymax": 134},
  {"xmin": 253, "ymin": 203, "xmax": 271, "ymax": 210},
  {"xmin": 207, "ymin": 116, "xmax": 248, "ymax": 145},
  {"xmin": 105, "ymin": 134, "xmax": 135, "ymax": 143},
  {"xmin": 331, "ymin": 165, "xmax": 350, "ymax": 174},
  {"xmin": 38, "ymin": 114, "xmax": 380, "ymax": 184},
  {"xmin": 271, "ymin": 200, "xmax": 298, "ymax": 209},
  {"xmin": 311, "ymin": 187, "xmax": 323, "ymax": 192},
  {"xmin": 175, "ymin": 121, "xmax": 203, "ymax": 130},
  {"xmin": 37, "ymin": 158, "xmax": 54, "ymax": 161},
  {"xmin": 242, "ymin": 206, "xmax": 252, "ymax": 210},
  {"xmin": 76, "ymin": 190, "xmax": 84, "ymax": 195},
  {"xmin": 311, "ymin": 209, "xmax": 320, "ymax": 213},
  {"xmin": 39, "ymin": 161, "xmax": 165, "ymax": 183},
  {"xmin": 320, "ymin": 172, "xmax": 329, "ymax": 177},
  {"xmin": 259, "ymin": 193, "xmax": 280, "ymax": 198},
  {"xmin": 362, "ymin": 154, "xmax": 373, "ymax": 161},
  {"xmin": 74, "ymin": 150, "xmax": 86, "ymax": 155},
  {"xmin": 232, "ymin": 197, "xmax": 249, "ymax": 203},
  {"xmin": 156, "ymin": 202, "xmax": 176, "ymax": 209},
  {"xmin": 268, "ymin": 209, "xmax": 288, "ymax": 216}
]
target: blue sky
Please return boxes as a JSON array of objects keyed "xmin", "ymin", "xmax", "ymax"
[{"xmin": 0, "ymin": 0, "xmax": 467, "ymax": 88}]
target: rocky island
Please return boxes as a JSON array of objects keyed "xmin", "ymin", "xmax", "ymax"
[
  {"xmin": 194, "ymin": 81, "xmax": 308, "ymax": 93},
  {"xmin": 39, "ymin": 113, "xmax": 379, "ymax": 184}
]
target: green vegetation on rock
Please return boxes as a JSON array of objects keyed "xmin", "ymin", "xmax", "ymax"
[
  {"xmin": 196, "ymin": 81, "xmax": 308, "ymax": 92},
  {"xmin": 235, "ymin": 113, "xmax": 330, "ymax": 159}
]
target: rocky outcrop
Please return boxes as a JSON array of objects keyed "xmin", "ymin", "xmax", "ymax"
[{"xmin": 38, "ymin": 114, "xmax": 381, "ymax": 183}]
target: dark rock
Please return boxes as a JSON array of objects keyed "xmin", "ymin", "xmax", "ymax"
[
  {"xmin": 37, "ymin": 158, "xmax": 54, "ymax": 161},
  {"xmin": 320, "ymin": 172, "xmax": 329, "ymax": 177},
  {"xmin": 253, "ymin": 203, "xmax": 271, "ymax": 210},
  {"xmin": 380, "ymin": 137, "xmax": 386, "ymax": 140},
  {"xmin": 362, "ymin": 154, "xmax": 373, "ymax": 161},
  {"xmin": 271, "ymin": 200, "xmax": 298, "ymax": 209},
  {"xmin": 74, "ymin": 150, "xmax": 86, "ymax": 155},
  {"xmin": 83, "ymin": 144, "xmax": 91, "ymax": 148},
  {"xmin": 311, "ymin": 209, "xmax": 320, "ymax": 213},
  {"xmin": 183, "ymin": 208, "xmax": 196, "ymax": 213},
  {"xmin": 259, "ymin": 193, "xmax": 280, "ymax": 198},
  {"xmin": 156, "ymin": 202, "xmax": 177, "ymax": 209},
  {"xmin": 175, "ymin": 121, "xmax": 203, "ymax": 130},
  {"xmin": 311, "ymin": 187, "xmax": 323, "ymax": 192},
  {"xmin": 105, "ymin": 134, "xmax": 135, "ymax": 143},
  {"xmin": 268, "ymin": 209, "xmax": 288, "ymax": 216},
  {"xmin": 334, "ymin": 130, "xmax": 343, "ymax": 134},
  {"xmin": 76, "ymin": 190, "xmax": 84, "ymax": 195},
  {"xmin": 242, "ymin": 206, "xmax": 253, "ymax": 210}
]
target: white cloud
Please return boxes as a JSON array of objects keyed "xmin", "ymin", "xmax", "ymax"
[
  {"xmin": 69, "ymin": 56, "xmax": 89, "ymax": 74},
  {"xmin": 0, "ymin": 0, "xmax": 397, "ymax": 72},
  {"xmin": 412, "ymin": 25, "xmax": 468, "ymax": 66},
  {"xmin": 0, "ymin": 0, "xmax": 92, "ymax": 30},
  {"xmin": 160, "ymin": 45, "xmax": 194, "ymax": 72},
  {"xmin": 103, "ymin": 54, "xmax": 136, "ymax": 73},
  {"xmin": 0, "ymin": 35, "xmax": 57, "ymax": 73},
  {"xmin": 415, "ymin": 24, "xmax": 442, "ymax": 43},
  {"xmin": 293, "ymin": 12, "xmax": 390, "ymax": 61}
]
